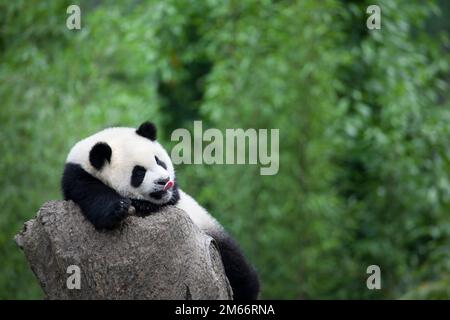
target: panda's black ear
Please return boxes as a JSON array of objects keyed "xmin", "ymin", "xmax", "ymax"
[
  {"xmin": 136, "ymin": 121, "xmax": 157, "ymax": 141},
  {"xmin": 89, "ymin": 142, "xmax": 112, "ymax": 170}
]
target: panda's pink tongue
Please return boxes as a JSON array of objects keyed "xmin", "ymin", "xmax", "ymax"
[{"xmin": 163, "ymin": 180, "xmax": 174, "ymax": 191}]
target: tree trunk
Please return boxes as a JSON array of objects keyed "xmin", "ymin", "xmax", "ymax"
[{"xmin": 15, "ymin": 200, "xmax": 233, "ymax": 300}]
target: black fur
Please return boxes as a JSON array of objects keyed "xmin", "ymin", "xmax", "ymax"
[
  {"xmin": 89, "ymin": 142, "xmax": 112, "ymax": 170},
  {"xmin": 131, "ymin": 165, "xmax": 146, "ymax": 187},
  {"xmin": 136, "ymin": 121, "xmax": 157, "ymax": 141},
  {"xmin": 62, "ymin": 163, "xmax": 129, "ymax": 230},
  {"xmin": 155, "ymin": 156, "xmax": 167, "ymax": 169},
  {"xmin": 208, "ymin": 229, "xmax": 260, "ymax": 300}
]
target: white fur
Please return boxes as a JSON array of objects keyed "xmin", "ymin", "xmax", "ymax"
[
  {"xmin": 176, "ymin": 189, "xmax": 222, "ymax": 232},
  {"xmin": 66, "ymin": 126, "xmax": 220, "ymax": 231}
]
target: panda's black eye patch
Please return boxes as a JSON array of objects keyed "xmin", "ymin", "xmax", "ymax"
[
  {"xmin": 131, "ymin": 165, "xmax": 146, "ymax": 187},
  {"xmin": 155, "ymin": 156, "xmax": 167, "ymax": 170}
]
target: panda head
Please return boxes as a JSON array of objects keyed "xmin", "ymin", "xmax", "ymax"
[{"xmin": 79, "ymin": 121, "xmax": 177, "ymax": 205}]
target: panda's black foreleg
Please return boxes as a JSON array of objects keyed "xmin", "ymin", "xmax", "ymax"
[
  {"xmin": 61, "ymin": 163, "xmax": 131, "ymax": 230},
  {"xmin": 208, "ymin": 230, "xmax": 260, "ymax": 300}
]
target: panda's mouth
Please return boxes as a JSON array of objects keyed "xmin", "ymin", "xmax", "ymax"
[{"xmin": 149, "ymin": 180, "xmax": 174, "ymax": 201}]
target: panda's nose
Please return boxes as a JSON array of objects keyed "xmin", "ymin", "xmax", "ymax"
[{"xmin": 156, "ymin": 177, "xmax": 170, "ymax": 186}]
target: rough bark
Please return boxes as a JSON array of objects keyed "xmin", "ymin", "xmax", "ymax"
[{"xmin": 15, "ymin": 200, "xmax": 233, "ymax": 300}]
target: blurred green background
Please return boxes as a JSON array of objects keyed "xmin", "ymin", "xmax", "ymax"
[{"xmin": 1, "ymin": 0, "xmax": 450, "ymax": 299}]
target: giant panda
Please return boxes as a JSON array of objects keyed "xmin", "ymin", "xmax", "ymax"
[{"xmin": 61, "ymin": 121, "xmax": 259, "ymax": 300}]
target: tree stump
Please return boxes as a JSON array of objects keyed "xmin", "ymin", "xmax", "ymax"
[{"xmin": 15, "ymin": 200, "xmax": 233, "ymax": 300}]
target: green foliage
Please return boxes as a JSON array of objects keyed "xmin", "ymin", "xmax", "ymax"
[{"xmin": 0, "ymin": 0, "xmax": 449, "ymax": 299}]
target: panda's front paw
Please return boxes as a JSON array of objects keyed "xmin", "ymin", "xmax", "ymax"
[
  {"xmin": 111, "ymin": 198, "xmax": 132, "ymax": 221},
  {"xmin": 99, "ymin": 198, "xmax": 132, "ymax": 229}
]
